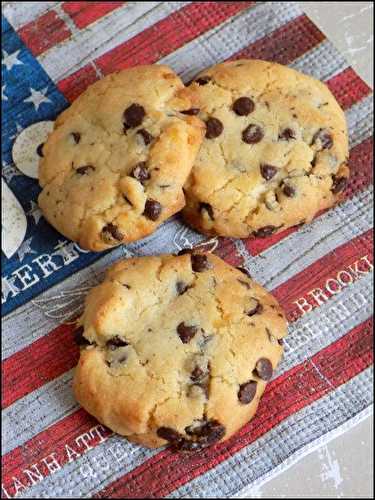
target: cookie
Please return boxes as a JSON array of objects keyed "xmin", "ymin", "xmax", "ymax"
[
  {"xmin": 182, "ymin": 59, "xmax": 349, "ymax": 238},
  {"xmin": 73, "ymin": 252, "xmax": 287, "ymax": 450},
  {"xmin": 38, "ymin": 65, "xmax": 204, "ymax": 251}
]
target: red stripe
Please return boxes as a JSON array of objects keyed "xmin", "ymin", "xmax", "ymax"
[
  {"xmin": 273, "ymin": 229, "xmax": 373, "ymax": 321},
  {"xmin": 326, "ymin": 67, "xmax": 372, "ymax": 110},
  {"xmin": 245, "ymin": 135, "xmax": 373, "ymax": 256},
  {"xmin": 57, "ymin": 2, "xmax": 254, "ymax": 102},
  {"xmin": 347, "ymin": 137, "xmax": 374, "ymax": 193},
  {"xmin": 1, "ymin": 324, "xmax": 78, "ymax": 409},
  {"xmin": 214, "ymin": 238, "xmax": 243, "ymax": 267},
  {"xmin": 2, "ymin": 318, "xmax": 372, "ymax": 495},
  {"xmin": 18, "ymin": 10, "xmax": 71, "ymax": 57},
  {"xmin": 95, "ymin": 318, "xmax": 373, "ymax": 498},
  {"xmin": 2, "ymin": 134, "xmax": 372, "ymax": 408},
  {"xmin": 62, "ymin": 2, "xmax": 125, "ymax": 29},
  {"xmin": 232, "ymin": 14, "xmax": 325, "ymax": 64}
]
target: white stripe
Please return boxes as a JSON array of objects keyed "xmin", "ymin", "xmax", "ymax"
[
  {"xmin": 237, "ymin": 185, "xmax": 373, "ymax": 291},
  {"xmin": 22, "ymin": 436, "xmax": 157, "ymax": 499},
  {"xmin": 290, "ymin": 39, "xmax": 347, "ymax": 81},
  {"xmin": 171, "ymin": 368, "xmax": 373, "ymax": 499},
  {"xmin": 159, "ymin": 1, "xmax": 302, "ymax": 82},
  {"xmin": 3, "ymin": 2, "xmax": 58, "ymax": 30},
  {"xmin": 2, "ymin": 370, "xmax": 77, "ymax": 455},
  {"xmin": 3, "ymin": 271, "xmax": 372, "ymax": 456},
  {"xmin": 346, "ymin": 94, "xmax": 373, "ymax": 148},
  {"xmin": 37, "ymin": 2, "xmax": 187, "ymax": 83},
  {"xmin": 20, "ymin": 367, "xmax": 373, "ymax": 498}
]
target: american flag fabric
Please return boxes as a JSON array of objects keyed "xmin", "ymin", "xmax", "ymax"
[{"xmin": 1, "ymin": 2, "xmax": 373, "ymax": 498}]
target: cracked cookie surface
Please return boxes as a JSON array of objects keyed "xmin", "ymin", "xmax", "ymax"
[
  {"xmin": 73, "ymin": 252, "xmax": 287, "ymax": 450},
  {"xmin": 38, "ymin": 65, "xmax": 204, "ymax": 251},
  {"xmin": 183, "ymin": 59, "xmax": 349, "ymax": 238}
]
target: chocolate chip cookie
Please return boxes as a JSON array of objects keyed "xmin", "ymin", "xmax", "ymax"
[
  {"xmin": 38, "ymin": 65, "xmax": 204, "ymax": 251},
  {"xmin": 183, "ymin": 59, "xmax": 349, "ymax": 238},
  {"xmin": 73, "ymin": 252, "xmax": 287, "ymax": 450}
]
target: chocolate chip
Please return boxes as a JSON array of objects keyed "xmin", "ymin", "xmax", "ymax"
[
  {"xmin": 177, "ymin": 440, "xmax": 202, "ymax": 452},
  {"xmin": 247, "ymin": 299, "xmax": 263, "ymax": 316},
  {"xmin": 253, "ymin": 226, "xmax": 277, "ymax": 238},
  {"xmin": 176, "ymin": 281, "xmax": 190, "ymax": 295},
  {"xmin": 177, "ymin": 248, "xmax": 192, "ymax": 256},
  {"xmin": 106, "ymin": 336, "xmax": 128, "ymax": 349},
  {"xmin": 131, "ymin": 162, "xmax": 150, "ymax": 184},
  {"xmin": 73, "ymin": 326, "xmax": 91, "ymax": 346},
  {"xmin": 137, "ymin": 129, "xmax": 153, "ymax": 145},
  {"xmin": 331, "ymin": 175, "xmax": 347, "ymax": 194},
  {"xmin": 102, "ymin": 223, "xmax": 124, "ymax": 242},
  {"xmin": 238, "ymin": 279, "xmax": 251, "ymax": 289},
  {"xmin": 117, "ymin": 355, "xmax": 128, "ymax": 364},
  {"xmin": 254, "ymin": 358, "xmax": 273, "ymax": 381},
  {"xmin": 177, "ymin": 322, "xmax": 198, "ymax": 343},
  {"xmin": 123, "ymin": 103, "xmax": 145, "ymax": 128},
  {"xmin": 232, "ymin": 97, "xmax": 255, "ymax": 116},
  {"xmin": 186, "ymin": 419, "xmax": 225, "ymax": 447},
  {"xmin": 242, "ymin": 124, "xmax": 264, "ymax": 144},
  {"xmin": 71, "ymin": 132, "xmax": 81, "ymax": 144},
  {"xmin": 237, "ymin": 266, "xmax": 252, "ymax": 278},
  {"xmin": 205, "ymin": 118, "xmax": 223, "ymax": 139},
  {"xmin": 191, "ymin": 366, "xmax": 205, "ymax": 382},
  {"xmin": 191, "ymin": 254, "xmax": 212, "ymax": 272},
  {"xmin": 260, "ymin": 164, "xmax": 277, "ymax": 181},
  {"xmin": 143, "ymin": 199, "xmax": 162, "ymax": 221},
  {"xmin": 312, "ymin": 129, "xmax": 333, "ymax": 149},
  {"xmin": 199, "ymin": 202, "xmax": 214, "ymax": 220},
  {"xmin": 238, "ymin": 380, "xmax": 257, "ymax": 404},
  {"xmin": 36, "ymin": 143, "xmax": 44, "ymax": 157},
  {"xmin": 160, "ymin": 419, "xmax": 226, "ymax": 453},
  {"xmin": 181, "ymin": 108, "xmax": 200, "ymax": 115},
  {"xmin": 76, "ymin": 165, "xmax": 94, "ymax": 175},
  {"xmin": 157, "ymin": 427, "xmax": 182, "ymax": 443},
  {"xmin": 278, "ymin": 338, "xmax": 284, "ymax": 346},
  {"xmin": 279, "ymin": 128, "xmax": 295, "ymax": 140},
  {"xmin": 282, "ymin": 184, "xmax": 296, "ymax": 197},
  {"xmin": 195, "ymin": 76, "xmax": 211, "ymax": 85}
]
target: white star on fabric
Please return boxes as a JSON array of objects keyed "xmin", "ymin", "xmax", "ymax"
[
  {"xmin": 23, "ymin": 86, "xmax": 52, "ymax": 111},
  {"xmin": 2, "ymin": 84, "xmax": 8, "ymax": 101},
  {"xmin": 2, "ymin": 163, "xmax": 23, "ymax": 182},
  {"xmin": 27, "ymin": 200, "xmax": 43, "ymax": 224},
  {"xmin": 2, "ymin": 49, "xmax": 23, "ymax": 71},
  {"xmin": 17, "ymin": 237, "xmax": 37, "ymax": 262}
]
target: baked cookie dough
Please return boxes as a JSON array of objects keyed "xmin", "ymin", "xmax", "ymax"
[
  {"xmin": 183, "ymin": 59, "xmax": 349, "ymax": 238},
  {"xmin": 73, "ymin": 252, "xmax": 287, "ymax": 450},
  {"xmin": 38, "ymin": 65, "xmax": 204, "ymax": 251}
]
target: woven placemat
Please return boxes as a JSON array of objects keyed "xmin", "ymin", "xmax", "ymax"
[{"xmin": 1, "ymin": 2, "xmax": 373, "ymax": 498}]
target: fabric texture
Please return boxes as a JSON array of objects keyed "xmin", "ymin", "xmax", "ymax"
[{"xmin": 1, "ymin": 2, "xmax": 373, "ymax": 498}]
